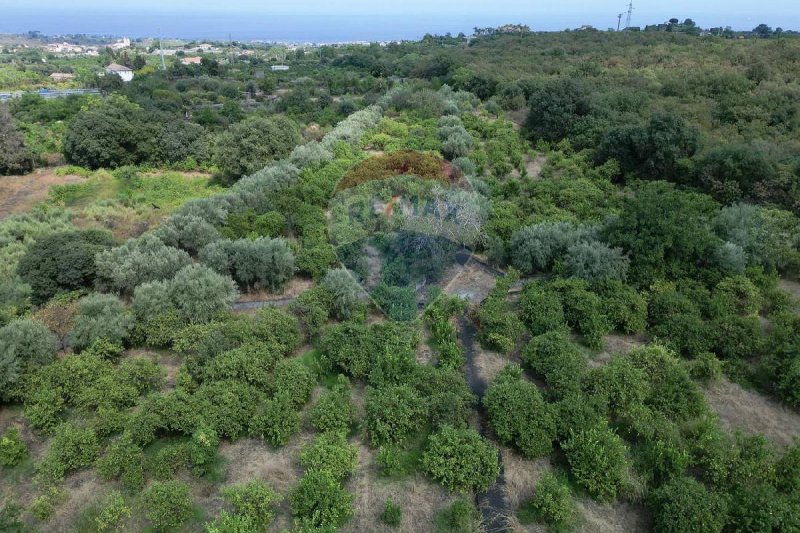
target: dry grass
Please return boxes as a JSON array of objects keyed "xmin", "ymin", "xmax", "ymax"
[
  {"xmin": 704, "ymin": 378, "xmax": 800, "ymax": 448},
  {"xmin": 590, "ymin": 334, "xmax": 648, "ymax": 367},
  {"xmin": 778, "ymin": 278, "xmax": 800, "ymax": 302},
  {"xmin": 416, "ymin": 339, "xmax": 435, "ymax": 365},
  {"xmin": 500, "ymin": 447, "xmax": 552, "ymax": 512},
  {"xmin": 218, "ymin": 433, "xmax": 314, "ymax": 532},
  {"xmin": 444, "ymin": 261, "xmax": 497, "ymax": 304},
  {"xmin": 500, "ymin": 445, "xmax": 551, "ymax": 533},
  {"xmin": 343, "ymin": 438, "xmax": 458, "ymax": 533},
  {"xmin": 48, "ymin": 470, "xmax": 117, "ymax": 532},
  {"xmin": 574, "ymin": 499, "xmax": 650, "ymax": 533},
  {"xmin": 474, "ymin": 347, "xmax": 511, "ymax": 385},
  {"xmin": 524, "ymin": 155, "xmax": 547, "ymax": 179},
  {"xmin": 235, "ymin": 277, "xmax": 314, "ymax": 303},
  {"xmin": 0, "ymin": 168, "xmax": 85, "ymax": 220}
]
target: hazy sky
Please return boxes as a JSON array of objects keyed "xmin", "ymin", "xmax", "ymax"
[
  {"xmin": 1, "ymin": 0, "xmax": 797, "ymax": 39},
  {"xmin": 2, "ymin": 0, "xmax": 797, "ymax": 22}
]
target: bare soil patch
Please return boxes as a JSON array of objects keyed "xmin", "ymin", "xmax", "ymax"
[
  {"xmin": 343, "ymin": 439, "xmax": 458, "ymax": 533},
  {"xmin": 704, "ymin": 379, "xmax": 800, "ymax": 448},
  {"xmin": 0, "ymin": 168, "xmax": 85, "ymax": 220}
]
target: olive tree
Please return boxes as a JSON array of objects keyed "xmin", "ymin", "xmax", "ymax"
[
  {"xmin": 70, "ymin": 294, "xmax": 134, "ymax": 352},
  {"xmin": 511, "ymin": 222, "xmax": 591, "ymax": 274},
  {"xmin": 322, "ymin": 268, "xmax": 363, "ymax": 320},
  {"xmin": 200, "ymin": 238, "xmax": 295, "ymax": 292},
  {"xmin": 95, "ymin": 234, "xmax": 192, "ymax": 295},
  {"xmin": 0, "ymin": 319, "xmax": 57, "ymax": 397},
  {"xmin": 0, "ymin": 104, "xmax": 33, "ymax": 175},
  {"xmin": 168, "ymin": 265, "xmax": 238, "ymax": 324},
  {"xmin": 155, "ymin": 214, "xmax": 220, "ymax": 255}
]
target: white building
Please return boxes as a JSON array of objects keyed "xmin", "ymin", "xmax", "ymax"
[
  {"xmin": 271, "ymin": 65, "xmax": 290, "ymax": 72},
  {"xmin": 104, "ymin": 63, "xmax": 134, "ymax": 82}
]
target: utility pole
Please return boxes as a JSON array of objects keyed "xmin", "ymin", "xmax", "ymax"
[
  {"xmin": 625, "ymin": 2, "xmax": 634, "ymax": 29},
  {"xmin": 617, "ymin": 13, "xmax": 623, "ymax": 31}
]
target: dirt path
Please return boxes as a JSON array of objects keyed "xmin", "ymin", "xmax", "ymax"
[
  {"xmin": 704, "ymin": 379, "xmax": 800, "ymax": 448},
  {"xmin": 459, "ymin": 317, "xmax": 510, "ymax": 532},
  {"xmin": 0, "ymin": 169, "xmax": 85, "ymax": 220}
]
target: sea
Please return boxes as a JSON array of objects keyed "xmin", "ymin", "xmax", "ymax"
[{"xmin": 0, "ymin": 7, "xmax": 796, "ymax": 43}]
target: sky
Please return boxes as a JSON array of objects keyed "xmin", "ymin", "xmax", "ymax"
[{"xmin": 1, "ymin": 0, "xmax": 798, "ymax": 40}]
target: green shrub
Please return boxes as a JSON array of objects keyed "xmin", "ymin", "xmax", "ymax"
[
  {"xmin": 375, "ymin": 445, "xmax": 416, "ymax": 478},
  {"xmin": 552, "ymin": 279, "xmax": 610, "ymax": 350},
  {"xmin": 309, "ymin": 376, "xmax": 356, "ymax": 434},
  {"xmin": 96, "ymin": 434, "xmax": 145, "ymax": 491},
  {"xmin": 562, "ymin": 425, "xmax": 628, "ymax": 502},
  {"xmin": 290, "ymin": 469, "xmax": 353, "ymax": 529},
  {"xmin": 364, "ymin": 385, "xmax": 427, "ymax": 446},
  {"xmin": 592, "ymin": 280, "xmax": 647, "ymax": 334},
  {"xmin": 484, "ymin": 365, "xmax": 556, "ymax": 458},
  {"xmin": 434, "ymin": 498, "xmax": 481, "ymax": 533},
  {"xmin": 318, "ymin": 322, "xmax": 371, "ymax": 378},
  {"xmin": 422, "ymin": 426, "xmax": 499, "ymax": 493},
  {"xmin": 271, "ymin": 358, "xmax": 314, "ymax": 408},
  {"xmin": 709, "ymin": 275, "xmax": 762, "ymax": 318},
  {"xmin": 94, "ymin": 490, "xmax": 132, "ymax": 533},
  {"xmin": 525, "ymin": 472, "xmax": 578, "ymax": 532},
  {"xmin": 476, "ymin": 280, "xmax": 524, "ymax": 353},
  {"xmin": 194, "ymin": 380, "xmax": 262, "ymax": 440},
  {"xmin": 381, "ymin": 499, "xmax": 403, "ymax": 527},
  {"xmin": 254, "ymin": 394, "xmax": 300, "ymax": 447},
  {"xmin": 522, "ymin": 331, "xmax": 586, "ymax": 397},
  {"xmin": 141, "ymin": 480, "xmax": 194, "ymax": 532},
  {"xmin": 776, "ymin": 442, "xmax": 800, "ymax": 495},
  {"xmin": 252, "ymin": 306, "xmax": 301, "ymax": 356},
  {"xmin": 518, "ymin": 284, "xmax": 567, "ymax": 336},
  {"xmin": 23, "ymin": 388, "xmax": 63, "ymax": 431},
  {"xmin": 118, "ymin": 356, "xmax": 165, "ymax": 395},
  {"xmin": 36, "ymin": 423, "xmax": 99, "ymax": 484},
  {"xmin": 149, "ymin": 442, "xmax": 188, "ymax": 480},
  {"xmin": 296, "ymin": 245, "xmax": 338, "ymax": 280},
  {"xmin": 299, "ymin": 432, "xmax": 358, "ymax": 481},
  {"xmin": 29, "ymin": 487, "xmax": 65, "ymax": 521},
  {"xmin": 220, "ymin": 481, "xmax": 281, "ymax": 528},
  {"xmin": 709, "ymin": 315, "xmax": 763, "ymax": 360},
  {"xmin": 0, "ymin": 427, "xmax": 27, "ymax": 467},
  {"xmin": 650, "ymin": 476, "xmax": 727, "ymax": 533},
  {"xmin": 289, "ymin": 286, "xmax": 333, "ymax": 340},
  {"xmin": 688, "ymin": 352, "xmax": 724, "ymax": 384},
  {"xmin": 0, "ymin": 502, "xmax": 26, "ymax": 532},
  {"xmin": 188, "ymin": 426, "xmax": 219, "ymax": 476},
  {"xmin": 627, "ymin": 345, "xmax": 706, "ymax": 421}
]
